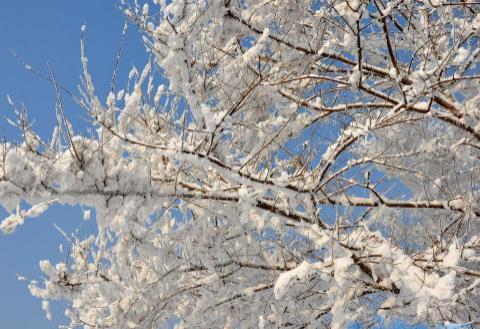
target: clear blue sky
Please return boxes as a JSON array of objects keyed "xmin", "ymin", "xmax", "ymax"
[
  {"xmin": 0, "ymin": 1, "xmax": 145, "ymax": 328},
  {"xmin": 0, "ymin": 2, "xmax": 453, "ymax": 329}
]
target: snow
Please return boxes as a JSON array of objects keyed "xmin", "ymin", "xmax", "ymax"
[
  {"xmin": 117, "ymin": 89, "xmax": 125, "ymax": 100},
  {"xmin": 453, "ymin": 47, "xmax": 469, "ymax": 65},
  {"xmin": 1, "ymin": 202, "xmax": 50, "ymax": 234},
  {"xmin": 107, "ymin": 91, "xmax": 116, "ymax": 108},
  {"xmin": 24, "ymin": 202, "xmax": 50, "ymax": 218},
  {"xmin": 1, "ymin": 1, "xmax": 480, "ymax": 327},
  {"xmin": 274, "ymin": 261, "xmax": 313, "ymax": 299},
  {"xmin": 348, "ymin": 65, "xmax": 361, "ymax": 86},
  {"xmin": 330, "ymin": 298, "xmax": 348, "ymax": 329},
  {"xmin": 432, "ymin": 270, "xmax": 456, "ymax": 300},
  {"xmin": 242, "ymin": 28, "xmax": 270, "ymax": 64},
  {"xmin": 142, "ymin": 3, "xmax": 149, "ymax": 16},
  {"xmin": 83, "ymin": 209, "xmax": 91, "ymax": 221},
  {"xmin": 333, "ymin": 256, "xmax": 353, "ymax": 285},
  {"xmin": 443, "ymin": 241, "xmax": 460, "ymax": 267},
  {"xmin": 258, "ymin": 315, "xmax": 266, "ymax": 329},
  {"xmin": 42, "ymin": 301, "xmax": 52, "ymax": 321},
  {"xmin": 164, "ymin": 0, "xmax": 185, "ymax": 23},
  {"xmin": 119, "ymin": 85, "xmax": 142, "ymax": 131},
  {"xmin": 276, "ymin": 171, "xmax": 289, "ymax": 186},
  {"xmin": 17, "ymin": 275, "xmax": 28, "ymax": 282},
  {"xmin": 0, "ymin": 213, "xmax": 24, "ymax": 235}
]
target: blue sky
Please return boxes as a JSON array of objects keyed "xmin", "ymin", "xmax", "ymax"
[{"xmin": 0, "ymin": 1, "xmax": 145, "ymax": 328}]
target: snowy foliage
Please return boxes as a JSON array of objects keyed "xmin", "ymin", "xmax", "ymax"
[{"xmin": 2, "ymin": 0, "xmax": 480, "ymax": 328}]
